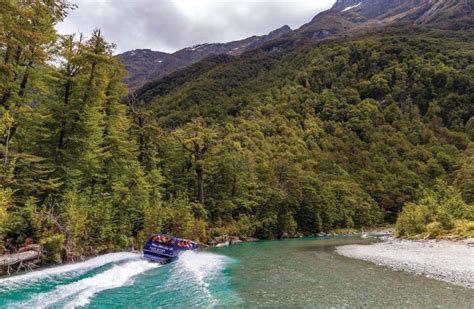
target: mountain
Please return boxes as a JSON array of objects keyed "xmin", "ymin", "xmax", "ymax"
[
  {"xmin": 296, "ymin": 0, "xmax": 473, "ymax": 39},
  {"xmin": 120, "ymin": 0, "xmax": 473, "ymax": 91},
  {"xmin": 119, "ymin": 25, "xmax": 292, "ymax": 91}
]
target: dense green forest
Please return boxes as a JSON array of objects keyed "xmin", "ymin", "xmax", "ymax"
[
  {"xmin": 1, "ymin": 1, "xmax": 473, "ymax": 262},
  {"xmin": 136, "ymin": 33, "xmax": 474, "ymax": 239}
]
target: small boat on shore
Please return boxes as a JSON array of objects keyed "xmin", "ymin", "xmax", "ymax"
[{"xmin": 143, "ymin": 234, "xmax": 198, "ymax": 264}]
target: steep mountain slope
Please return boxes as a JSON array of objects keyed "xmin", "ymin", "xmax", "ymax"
[
  {"xmin": 119, "ymin": 26, "xmax": 292, "ymax": 91},
  {"xmin": 296, "ymin": 0, "xmax": 473, "ymax": 40},
  {"xmin": 132, "ymin": 32, "xmax": 473, "ymax": 232}
]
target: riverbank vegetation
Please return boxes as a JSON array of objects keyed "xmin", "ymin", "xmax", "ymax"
[
  {"xmin": 1, "ymin": 1, "xmax": 473, "ymax": 264},
  {"xmin": 396, "ymin": 181, "xmax": 474, "ymax": 239}
]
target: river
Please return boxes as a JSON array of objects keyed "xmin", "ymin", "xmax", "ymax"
[{"xmin": 0, "ymin": 237, "xmax": 473, "ymax": 308}]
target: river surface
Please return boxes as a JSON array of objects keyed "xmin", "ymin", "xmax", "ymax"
[{"xmin": 0, "ymin": 237, "xmax": 473, "ymax": 308}]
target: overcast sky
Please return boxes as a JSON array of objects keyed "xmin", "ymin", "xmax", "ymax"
[{"xmin": 56, "ymin": 0, "xmax": 336, "ymax": 54}]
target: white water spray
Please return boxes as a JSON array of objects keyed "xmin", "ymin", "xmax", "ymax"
[
  {"xmin": 1, "ymin": 251, "xmax": 235, "ymax": 308},
  {"xmin": 0, "ymin": 252, "xmax": 140, "ymax": 290},
  {"xmin": 168, "ymin": 251, "xmax": 232, "ymax": 307},
  {"xmin": 19, "ymin": 259, "xmax": 159, "ymax": 308}
]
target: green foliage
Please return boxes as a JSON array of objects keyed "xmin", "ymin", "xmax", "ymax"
[
  {"xmin": 40, "ymin": 234, "xmax": 65, "ymax": 264},
  {"xmin": 456, "ymin": 145, "xmax": 474, "ymax": 204},
  {"xmin": 466, "ymin": 117, "xmax": 474, "ymax": 141},
  {"xmin": 115, "ymin": 234, "xmax": 129, "ymax": 250},
  {"xmin": 160, "ymin": 194, "xmax": 208, "ymax": 242},
  {"xmin": 0, "ymin": 187, "xmax": 12, "ymax": 252},
  {"xmin": 0, "ymin": 188, "xmax": 10, "ymax": 225},
  {"xmin": 396, "ymin": 203, "xmax": 432, "ymax": 236},
  {"xmin": 396, "ymin": 182, "xmax": 474, "ymax": 238},
  {"xmin": 0, "ymin": 1, "xmax": 170, "ymax": 260},
  {"xmin": 136, "ymin": 35, "xmax": 473, "ymax": 237}
]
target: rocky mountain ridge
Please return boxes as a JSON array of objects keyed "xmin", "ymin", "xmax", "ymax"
[
  {"xmin": 120, "ymin": 0, "xmax": 472, "ymax": 91},
  {"xmin": 120, "ymin": 25, "xmax": 292, "ymax": 91}
]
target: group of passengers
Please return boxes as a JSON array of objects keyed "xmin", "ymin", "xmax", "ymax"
[
  {"xmin": 152, "ymin": 235, "xmax": 174, "ymax": 246},
  {"xmin": 177, "ymin": 240, "xmax": 193, "ymax": 248},
  {"xmin": 151, "ymin": 235, "xmax": 193, "ymax": 248}
]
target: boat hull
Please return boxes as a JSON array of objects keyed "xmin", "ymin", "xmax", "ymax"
[
  {"xmin": 143, "ymin": 234, "xmax": 198, "ymax": 264},
  {"xmin": 143, "ymin": 250, "xmax": 179, "ymax": 264}
]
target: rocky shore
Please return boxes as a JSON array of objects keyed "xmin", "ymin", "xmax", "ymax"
[{"xmin": 336, "ymin": 237, "xmax": 474, "ymax": 289}]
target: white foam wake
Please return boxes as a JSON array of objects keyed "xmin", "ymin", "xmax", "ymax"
[
  {"xmin": 19, "ymin": 259, "xmax": 159, "ymax": 308},
  {"xmin": 0, "ymin": 252, "xmax": 139, "ymax": 290},
  {"xmin": 170, "ymin": 251, "xmax": 231, "ymax": 307},
  {"xmin": 179, "ymin": 251, "xmax": 228, "ymax": 286}
]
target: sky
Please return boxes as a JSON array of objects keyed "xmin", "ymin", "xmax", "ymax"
[{"xmin": 56, "ymin": 0, "xmax": 336, "ymax": 54}]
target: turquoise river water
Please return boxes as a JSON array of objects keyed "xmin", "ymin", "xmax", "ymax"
[{"xmin": 0, "ymin": 237, "xmax": 473, "ymax": 308}]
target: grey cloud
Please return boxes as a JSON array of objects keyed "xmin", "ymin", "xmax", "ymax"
[{"xmin": 57, "ymin": 0, "xmax": 335, "ymax": 54}]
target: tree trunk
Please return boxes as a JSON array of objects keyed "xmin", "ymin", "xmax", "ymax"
[
  {"xmin": 194, "ymin": 142, "xmax": 205, "ymax": 204},
  {"xmin": 2, "ymin": 126, "xmax": 11, "ymax": 185},
  {"xmin": 197, "ymin": 165, "xmax": 204, "ymax": 204},
  {"xmin": 0, "ymin": 250, "xmax": 40, "ymax": 267},
  {"xmin": 17, "ymin": 57, "xmax": 33, "ymax": 99}
]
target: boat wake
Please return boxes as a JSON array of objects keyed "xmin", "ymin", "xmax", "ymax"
[
  {"xmin": 0, "ymin": 252, "xmax": 139, "ymax": 290},
  {"xmin": 0, "ymin": 251, "xmax": 237, "ymax": 308},
  {"xmin": 20, "ymin": 259, "xmax": 160, "ymax": 308},
  {"xmin": 173, "ymin": 251, "xmax": 229, "ymax": 306}
]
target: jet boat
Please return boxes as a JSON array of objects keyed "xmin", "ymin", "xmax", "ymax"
[{"xmin": 143, "ymin": 234, "xmax": 198, "ymax": 264}]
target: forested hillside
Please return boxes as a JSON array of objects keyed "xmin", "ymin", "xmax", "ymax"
[
  {"xmin": 0, "ymin": 0, "xmax": 473, "ymax": 264},
  {"xmin": 136, "ymin": 32, "xmax": 474, "ymax": 239}
]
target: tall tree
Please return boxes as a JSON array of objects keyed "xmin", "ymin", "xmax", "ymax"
[{"xmin": 174, "ymin": 119, "xmax": 217, "ymax": 204}]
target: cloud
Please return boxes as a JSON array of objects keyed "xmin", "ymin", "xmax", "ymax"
[{"xmin": 56, "ymin": 0, "xmax": 336, "ymax": 54}]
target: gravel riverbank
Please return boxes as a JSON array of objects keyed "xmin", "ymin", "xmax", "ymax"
[{"xmin": 336, "ymin": 238, "xmax": 474, "ymax": 289}]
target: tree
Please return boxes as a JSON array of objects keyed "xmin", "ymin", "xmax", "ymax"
[{"xmin": 174, "ymin": 119, "xmax": 217, "ymax": 204}]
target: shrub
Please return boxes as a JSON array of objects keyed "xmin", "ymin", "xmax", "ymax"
[
  {"xmin": 435, "ymin": 208, "xmax": 454, "ymax": 230},
  {"xmin": 115, "ymin": 234, "xmax": 129, "ymax": 249},
  {"xmin": 397, "ymin": 181, "xmax": 474, "ymax": 238},
  {"xmin": 40, "ymin": 234, "xmax": 65, "ymax": 264},
  {"xmin": 396, "ymin": 203, "xmax": 432, "ymax": 236},
  {"xmin": 0, "ymin": 188, "xmax": 12, "ymax": 252},
  {"xmin": 161, "ymin": 194, "xmax": 201, "ymax": 239},
  {"xmin": 425, "ymin": 222, "xmax": 443, "ymax": 238}
]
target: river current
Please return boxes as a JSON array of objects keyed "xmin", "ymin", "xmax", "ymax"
[{"xmin": 0, "ymin": 237, "xmax": 472, "ymax": 308}]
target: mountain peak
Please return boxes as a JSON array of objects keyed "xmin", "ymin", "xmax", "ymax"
[
  {"xmin": 271, "ymin": 25, "xmax": 292, "ymax": 33},
  {"xmin": 267, "ymin": 25, "xmax": 292, "ymax": 38}
]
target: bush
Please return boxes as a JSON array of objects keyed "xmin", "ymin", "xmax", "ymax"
[
  {"xmin": 435, "ymin": 208, "xmax": 454, "ymax": 230},
  {"xmin": 0, "ymin": 188, "xmax": 12, "ymax": 252},
  {"xmin": 40, "ymin": 234, "xmax": 65, "ymax": 264},
  {"xmin": 115, "ymin": 234, "xmax": 129, "ymax": 249},
  {"xmin": 191, "ymin": 219, "xmax": 208, "ymax": 243},
  {"xmin": 425, "ymin": 222, "xmax": 443, "ymax": 238},
  {"xmin": 161, "ymin": 194, "xmax": 200, "ymax": 239},
  {"xmin": 396, "ymin": 203, "xmax": 432, "ymax": 236},
  {"xmin": 397, "ymin": 181, "xmax": 474, "ymax": 238}
]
